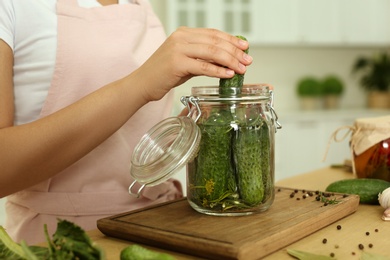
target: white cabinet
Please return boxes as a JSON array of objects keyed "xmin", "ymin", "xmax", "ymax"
[
  {"xmin": 274, "ymin": 110, "xmax": 390, "ymax": 181},
  {"xmin": 165, "ymin": 0, "xmax": 390, "ymax": 46},
  {"xmin": 339, "ymin": 0, "xmax": 390, "ymax": 45},
  {"xmin": 167, "ymin": 0, "xmax": 255, "ymax": 40}
]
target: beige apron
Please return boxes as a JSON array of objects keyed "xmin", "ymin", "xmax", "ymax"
[{"xmin": 6, "ymin": 0, "xmax": 182, "ymax": 244}]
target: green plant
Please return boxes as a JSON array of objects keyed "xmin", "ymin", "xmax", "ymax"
[
  {"xmin": 322, "ymin": 75, "xmax": 344, "ymax": 96},
  {"xmin": 0, "ymin": 219, "xmax": 104, "ymax": 259},
  {"xmin": 296, "ymin": 77, "xmax": 323, "ymax": 97},
  {"xmin": 352, "ymin": 51, "xmax": 390, "ymax": 92}
]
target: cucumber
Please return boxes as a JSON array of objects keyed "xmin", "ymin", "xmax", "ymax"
[
  {"xmin": 233, "ymin": 123, "xmax": 265, "ymax": 205},
  {"xmin": 232, "ymin": 107, "xmax": 271, "ymax": 206},
  {"xmin": 325, "ymin": 178, "xmax": 390, "ymax": 204},
  {"xmin": 260, "ymin": 122, "xmax": 273, "ymax": 198},
  {"xmin": 191, "ymin": 108, "xmax": 235, "ymax": 204},
  {"xmin": 120, "ymin": 244, "xmax": 175, "ymax": 260},
  {"xmin": 218, "ymin": 35, "xmax": 248, "ymax": 96},
  {"xmin": 219, "ymin": 73, "xmax": 245, "ymax": 91}
]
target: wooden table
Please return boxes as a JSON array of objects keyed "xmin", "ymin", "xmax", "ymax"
[{"xmin": 89, "ymin": 167, "xmax": 390, "ymax": 259}]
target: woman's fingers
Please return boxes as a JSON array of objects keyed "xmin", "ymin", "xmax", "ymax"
[
  {"xmin": 174, "ymin": 27, "xmax": 249, "ymax": 54},
  {"xmin": 180, "ymin": 43, "xmax": 250, "ymax": 76},
  {"xmin": 169, "ymin": 27, "xmax": 252, "ymax": 74},
  {"xmin": 136, "ymin": 27, "xmax": 253, "ymax": 101}
]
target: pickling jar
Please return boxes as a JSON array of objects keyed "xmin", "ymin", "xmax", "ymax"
[
  {"xmin": 129, "ymin": 84, "xmax": 281, "ymax": 216},
  {"xmin": 352, "ymin": 115, "xmax": 390, "ymax": 181}
]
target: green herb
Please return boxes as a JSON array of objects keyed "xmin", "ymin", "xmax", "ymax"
[
  {"xmin": 0, "ymin": 219, "xmax": 104, "ymax": 260},
  {"xmin": 0, "ymin": 225, "xmax": 28, "ymax": 259},
  {"xmin": 316, "ymin": 192, "xmax": 341, "ymax": 206}
]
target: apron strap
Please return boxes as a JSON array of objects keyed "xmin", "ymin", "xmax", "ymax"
[{"xmin": 7, "ymin": 180, "xmax": 179, "ymax": 216}]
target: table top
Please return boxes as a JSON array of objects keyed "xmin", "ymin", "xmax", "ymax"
[{"xmin": 89, "ymin": 167, "xmax": 390, "ymax": 259}]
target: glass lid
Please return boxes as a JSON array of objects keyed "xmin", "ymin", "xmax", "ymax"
[{"xmin": 129, "ymin": 116, "xmax": 201, "ymax": 197}]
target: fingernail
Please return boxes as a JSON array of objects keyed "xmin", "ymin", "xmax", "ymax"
[
  {"xmin": 238, "ymin": 63, "xmax": 246, "ymax": 71},
  {"xmin": 239, "ymin": 39, "xmax": 248, "ymax": 47},
  {"xmin": 226, "ymin": 69, "xmax": 235, "ymax": 76},
  {"xmin": 243, "ymin": 53, "xmax": 253, "ymax": 62}
]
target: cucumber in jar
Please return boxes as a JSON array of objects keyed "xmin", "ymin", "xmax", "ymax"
[
  {"xmin": 189, "ymin": 108, "xmax": 236, "ymax": 208},
  {"xmin": 189, "ymin": 35, "xmax": 272, "ymax": 210},
  {"xmin": 233, "ymin": 109, "xmax": 270, "ymax": 206}
]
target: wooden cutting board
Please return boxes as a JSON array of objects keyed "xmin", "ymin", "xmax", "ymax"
[{"xmin": 97, "ymin": 187, "xmax": 359, "ymax": 260}]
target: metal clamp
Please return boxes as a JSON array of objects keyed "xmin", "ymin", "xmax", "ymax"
[
  {"xmin": 267, "ymin": 90, "xmax": 282, "ymax": 132},
  {"xmin": 180, "ymin": 96, "xmax": 202, "ymax": 123},
  {"xmin": 128, "ymin": 180, "xmax": 146, "ymax": 198},
  {"xmin": 269, "ymin": 105, "xmax": 282, "ymax": 132}
]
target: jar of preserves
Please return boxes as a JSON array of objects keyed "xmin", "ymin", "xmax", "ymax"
[
  {"xmin": 128, "ymin": 84, "xmax": 281, "ymax": 216},
  {"xmin": 352, "ymin": 116, "xmax": 390, "ymax": 181}
]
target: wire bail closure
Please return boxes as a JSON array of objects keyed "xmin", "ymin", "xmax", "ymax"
[
  {"xmin": 269, "ymin": 90, "xmax": 282, "ymax": 132},
  {"xmin": 181, "ymin": 96, "xmax": 202, "ymax": 123},
  {"xmin": 128, "ymin": 182, "xmax": 146, "ymax": 198}
]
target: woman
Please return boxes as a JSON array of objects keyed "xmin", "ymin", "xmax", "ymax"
[{"xmin": 0, "ymin": 0, "xmax": 252, "ymax": 244}]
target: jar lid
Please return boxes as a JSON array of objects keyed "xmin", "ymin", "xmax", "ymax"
[{"xmin": 129, "ymin": 116, "xmax": 201, "ymax": 197}]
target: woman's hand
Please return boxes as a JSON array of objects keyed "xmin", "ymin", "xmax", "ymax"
[
  {"xmin": 0, "ymin": 27, "xmax": 252, "ymax": 196},
  {"xmin": 133, "ymin": 27, "xmax": 253, "ymax": 102}
]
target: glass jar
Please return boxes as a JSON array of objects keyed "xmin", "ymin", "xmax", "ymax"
[
  {"xmin": 128, "ymin": 84, "xmax": 281, "ymax": 216},
  {"xmin": 183, "ymin": 84, "xmax": 281, "ymax": 216},
  {"xmin": 354, "ymin": 138, "xmax": 390, "ymax": 181},
  {"xmin": 352, "ymin": 115, "xmax": 390, "ymax": 181}
]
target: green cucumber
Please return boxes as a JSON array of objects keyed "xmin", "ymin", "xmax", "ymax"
[
  {"xmin": 218, "ymin": 35, "xmax": 248, "ymax": 96},
  {"xmin": 260, "ymin": 122, "xmax": 273, "ymax": 198},
  {"xmin": 233, "ymin": 122, "xmax": 265, "ymax": 205},
  {"xmin": 325, "ymin": 178, "xmax": 390, "ymax": 204},
  {"xmin": 190, "ymin": 108, "xmax": 235, "ymax": 204},
  {"xmin": 120, "ymin": 244, "xmax": 175, "ymax": 260},
  {"xmin": 219, "ymin": 73, "xmax": 245, "ymax": 90},
  {"xmin": 232, "ymin": 103, "xmax": 270, "ymax": 206}
]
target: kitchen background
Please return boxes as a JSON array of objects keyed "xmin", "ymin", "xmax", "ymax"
[
  {"xmin": 149, "ymin": 0, "xmax": 390, "ymax": 192},
  {"xmin": 1, "ymin": 0, "xmax": 389, "ymax": 226}
]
